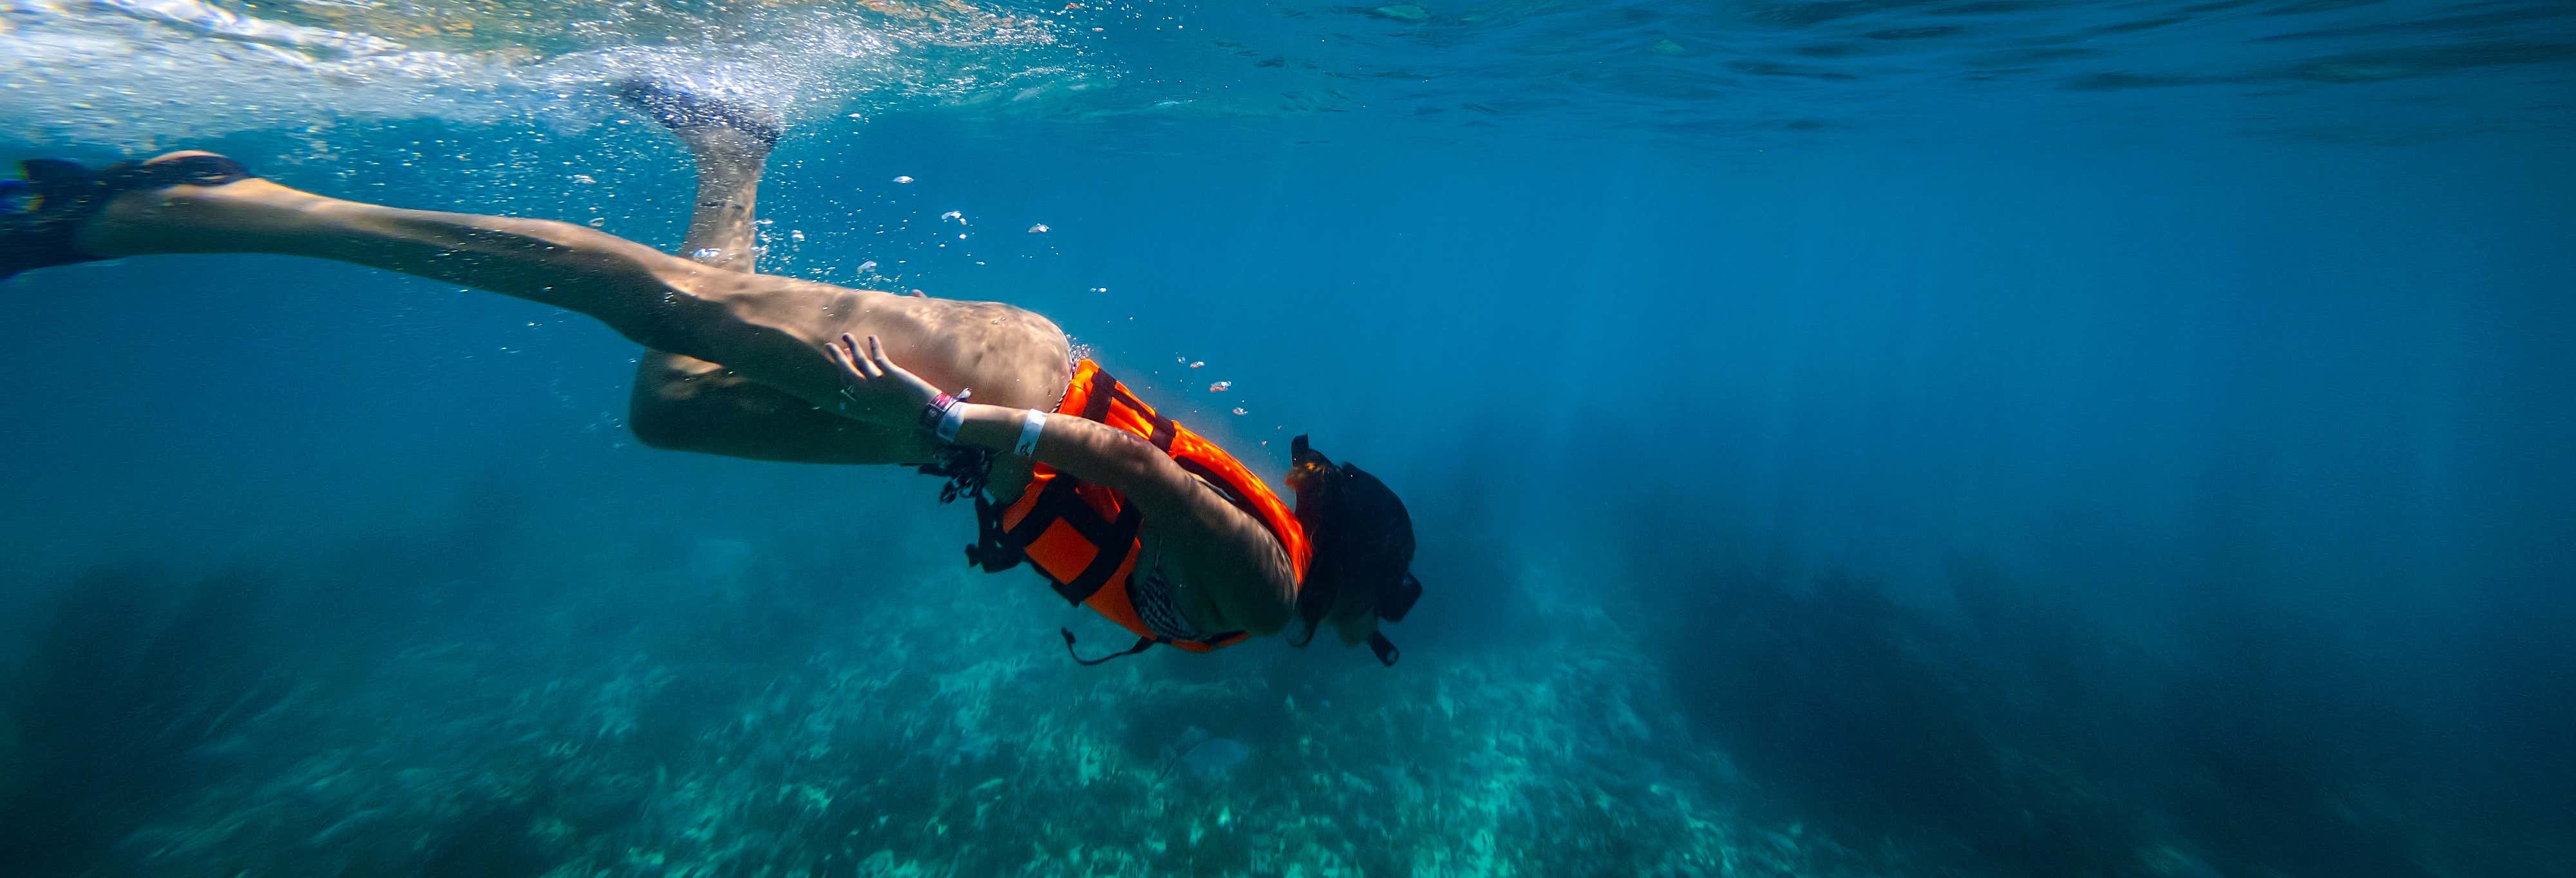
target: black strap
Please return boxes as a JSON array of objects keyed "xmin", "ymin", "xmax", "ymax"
[
  {"xmin": 990, "ymin": 371, "xmax": 1157, "ymax": 605},
  {"xmin": 1368, "ymin": 631, "xmax": 1402, "ymax": 667},
  {"xmin": 980, "ymin": 368, "xmax": 1188, "ymax": 622},
  {"xmin": 963, "ymin": 492, "xmax": 1023, "ymax": 573},
  {"xmin": 996, "ymin": 473, "xmax": 1141, "ymax": 606},
  {"xmin": 1077, "ymin": 368, "xmax": 1174, "ymax": 451},
  {"xmin": 1104, "ymin": 381, "xmax": 1175, "ymax": 451},
  {"xmin": 1002, "ymin": 476, "xmax": 1079, "ymax": 546},
  {"xmin": 1081, "ymin": 372, "xmax": 1116, "ymax": 421},
  {"xmin": 1052, "ymin": 506, "xmax": 1140, "ymax": 604},
  {"xmin": 1062, "ymin": 628, "xmax": 1159, "ymax": 666}
]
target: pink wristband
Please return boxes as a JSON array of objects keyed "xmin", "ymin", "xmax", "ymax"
[{"xmin": 918, "ymin": 389, "xmax": 970, "ymax": 443}]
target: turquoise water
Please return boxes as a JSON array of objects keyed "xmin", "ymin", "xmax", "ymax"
[{"xmin": 3, "ymin": 1, "xmax": 2573, "ymax": 876}]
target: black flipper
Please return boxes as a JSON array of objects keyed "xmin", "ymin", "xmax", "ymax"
[
  {"xmin": 1, "ymin": 155, "xmax": 255, "ymax": 281},
  {"xmin": 612, "ymin": 79, "xmax": 784, "ymax": 149},
  {"xmin": 21, "ymin": 158, "xmax": 92, "ymax": 184}
]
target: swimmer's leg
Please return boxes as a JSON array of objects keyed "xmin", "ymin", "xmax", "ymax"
[
  {"xmin": 617, "ymin": 79, "xmax": 777, "ymax": 274},
  {"xmin": 71, "ymin": 155, "xmax": 967, "ymax": 452},
  {"xmin": 614, "ymin": 82, "xmax": 898, "ymax": 463},
  {"xmin": 3, "ymin": 155, "xmax": 250, "ymax": 279}
]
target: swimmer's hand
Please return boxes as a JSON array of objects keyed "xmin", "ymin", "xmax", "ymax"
[{"xmin": 826, "ymin": 333, "xmax": 940, "ymax": 425}]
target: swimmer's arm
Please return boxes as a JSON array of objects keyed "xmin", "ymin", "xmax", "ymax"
[
  {"xmin": 945, "ymin": 403, "xmax": 1193, "ymax": 513},
  {"xmin": 821, "ymin": 333, "xmax": 1195, "ymax": 511},
  {"xmin": 825, "ymin": 334, "xmax": 1291, "ymax": 631},
  {"xmin": 947, "ymin": 405, "xmax": 1295, "ymax": 635}
]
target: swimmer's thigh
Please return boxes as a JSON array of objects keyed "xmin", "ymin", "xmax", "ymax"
[{"xmin": 628, "ymin": 353, "xmax": 931, "ymax": 463}]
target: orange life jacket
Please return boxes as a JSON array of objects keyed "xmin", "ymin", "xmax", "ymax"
[{"xmin": 969, "ymin": 360, "xmax": 1312, "ymax": 659}]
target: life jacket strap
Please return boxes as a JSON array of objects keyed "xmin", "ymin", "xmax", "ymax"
[
  {"xmin": 1097, "ymin": 378, "xmax": 1177, "ymax": 452},
  {"xmin": 964, "ymin": 491, "xmax": 1025, "ymax": 573},
  {"xmin": 1061, "ymin": 510, "xmax": 1142, "ymax": 605},
  {"xmin": 992, "ymin": 434, "xmax": 1144, "ymax": 606},
  {"xmin": 1061, "ymin": 627, "xmax": 1159, "ymax": 665}
]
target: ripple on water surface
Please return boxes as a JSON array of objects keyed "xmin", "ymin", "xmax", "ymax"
[
  {"xmin": 0, "ymin": 0, "xmax": 1097, "ymax": 149},
  {"xmin": 3, "ymin": 0, "xmax": 2569, "ymax": 149}
]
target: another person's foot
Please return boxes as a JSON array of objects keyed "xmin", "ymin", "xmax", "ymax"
[
  {"xmin": 614, "ymin": 79, "xmax": 784, "ymax": 162},
  {"xmin": 1, "ymin": 151, "xmax": 254, "ymax": 281}
]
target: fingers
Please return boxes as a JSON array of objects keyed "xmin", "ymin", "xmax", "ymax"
[
  {"xmin": 830, "ymin": 332, "xmax": 918, "ymax": 390},
  {"xmin": 839, "ymin": 333, "xmax": 884, "ymax": 379},
  {"xmin": 867, "ymin": 334, "xmax": 918, "ymax": 381}
]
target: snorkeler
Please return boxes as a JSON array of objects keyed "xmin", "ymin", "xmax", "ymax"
[{"xmin": 0, "ymin": 82, "xmax": 1421, "ymax": 665}]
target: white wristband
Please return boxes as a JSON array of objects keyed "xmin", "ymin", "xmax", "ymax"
[
  {"xmin": 934, "ymin": 401, "xmax": 968, "ymax": 443},
  {"xmin": 1014, "ymin": 410, "xmax": 1047, "ymax": 457}
]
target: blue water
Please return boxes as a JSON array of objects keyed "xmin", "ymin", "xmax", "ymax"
[{"xmin": 3, "ymin": 1, "xmax": 2573, "ymax": 876}]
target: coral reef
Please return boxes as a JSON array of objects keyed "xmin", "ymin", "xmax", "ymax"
[
  {"xmin": 28, "ymin": 531, "xmax": 1846, "ymax": 878},
  {"xmin": 14, "ymin": 503, "xmax": 2566, "ymax": 878}
]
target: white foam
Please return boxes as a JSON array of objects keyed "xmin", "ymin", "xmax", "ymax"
[
  {"xmin": 92, "ymin": 0, "xmax": 406, "ymax": 57},
  {"xmin": 0, "ymin": 0, "xmax": 1105, "ymax": 150}
]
